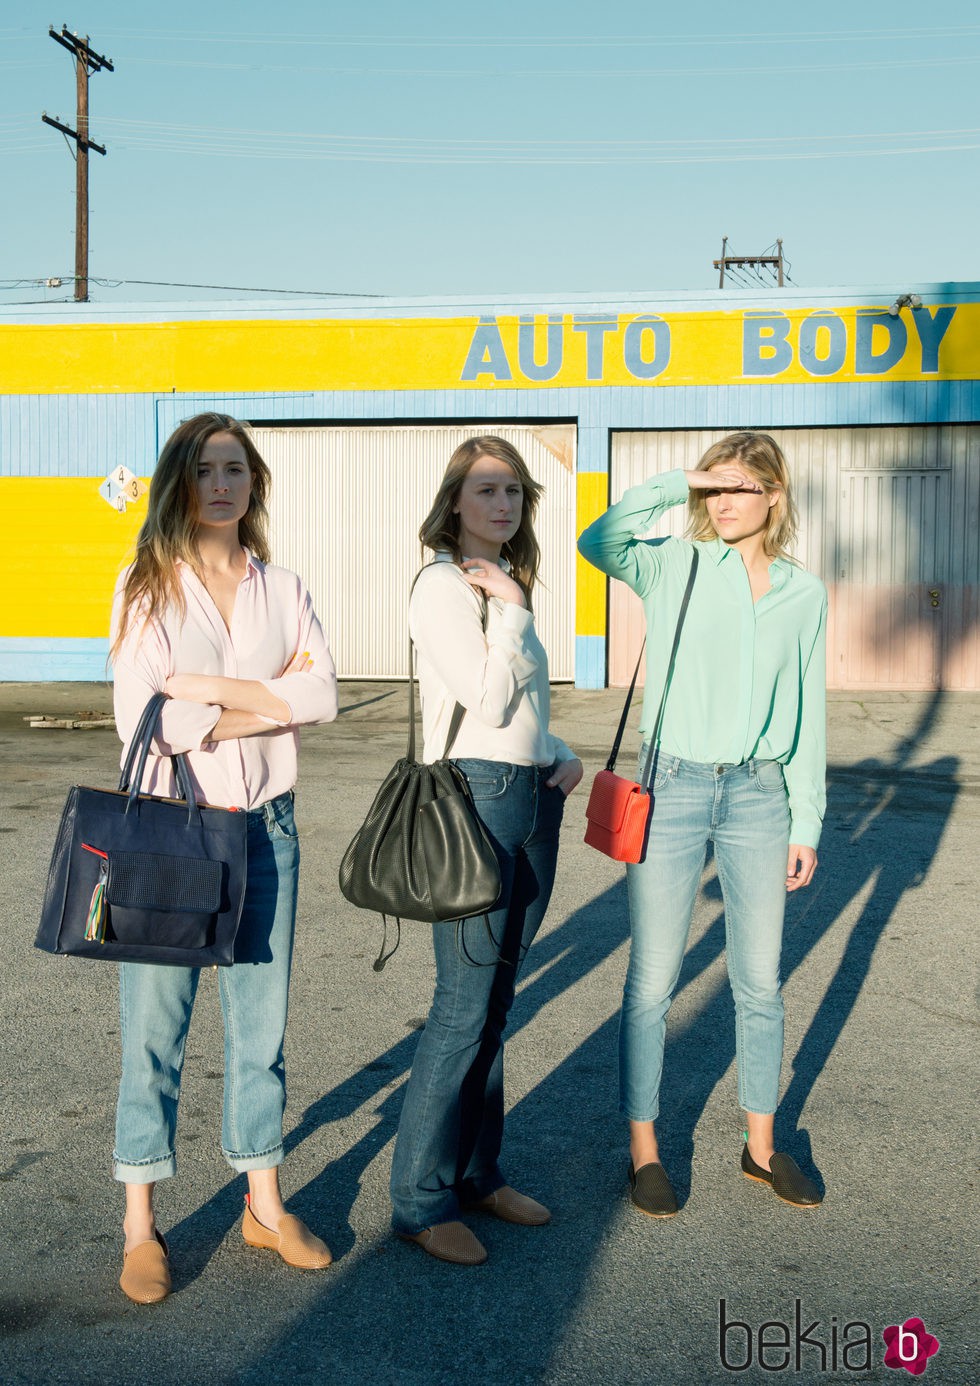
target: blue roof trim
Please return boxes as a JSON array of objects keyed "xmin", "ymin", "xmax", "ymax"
[{"xmin": 1, "ymin": 282, "xmax": 979, "ymax": 326}]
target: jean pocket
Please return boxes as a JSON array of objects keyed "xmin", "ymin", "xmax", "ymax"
[
  {"xmin": 267, "ymin": 803, "xmax": 299, "ymax": 839},
  {"xmin": 457, "ymin": 765, "xmax": 510, "ymax": 809},
  {"xmin": 463, "ymin": 771, "xmax": 510, "ymax": 801},
  {"xmin": 753, "ymin": 760, "xmax": 786, "ymax": 793},
  {"xmin": 638, "ymin": 745, "xmax": 674, "ymax": 792}
]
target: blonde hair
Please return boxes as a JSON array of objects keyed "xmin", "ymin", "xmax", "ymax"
[
  {"xmin": 686, "ymin": 431, "xmax": 799, "ymax": 560},
  {"xmin": 111, "ymin": 413, "xmax": 272, "ymax": 657},
  {"xmin": 418, "ymin": 436, "xmax": 544, "ymax": 602}
]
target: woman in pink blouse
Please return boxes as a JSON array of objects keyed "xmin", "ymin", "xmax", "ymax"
[{"xmin": 109, "ymin": 413, "xmax": 338, "ymax": 1304}]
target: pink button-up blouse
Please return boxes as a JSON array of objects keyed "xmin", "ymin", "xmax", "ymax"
[{"xmin": 111, "ymin": 553, "xmax": 338, "ymax": 809}]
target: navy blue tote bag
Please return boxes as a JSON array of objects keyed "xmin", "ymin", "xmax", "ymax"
[{"xmin": 36, "ymin": 693, "xmax": 247, "ymax": 966}]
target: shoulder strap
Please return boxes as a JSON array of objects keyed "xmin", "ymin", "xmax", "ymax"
[
  {"xmin": 605, "ymin": 548, "xmax": 699, "ymax": 790},
  {"xmin": 407, "ymin": 561, "xmax": 488, "ymax": 763}
]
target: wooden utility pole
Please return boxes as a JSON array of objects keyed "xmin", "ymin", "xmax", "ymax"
[
  {"xmin": 714, "ymin": 237, "xmax": 785, "ymax": 289},
  {"xmin": 41, "ymin": 26, "xmax": 113, "ymax": 303}
]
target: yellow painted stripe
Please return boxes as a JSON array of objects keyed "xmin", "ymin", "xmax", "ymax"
[
  {"xmin": 0, "ymin": 479, "xmax": 146, "ymax": 638},
  {"xmin": 0, "ymin": 304, "xmax": 975, "ymax": 395},
  {"xmin": 575, "ymin": 473, "xmax": 609, "ymax": 637}
]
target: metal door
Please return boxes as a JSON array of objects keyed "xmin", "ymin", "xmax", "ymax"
[{"xmin": 835, "ymin": 468, "xmax": 950, "ymax": 689}]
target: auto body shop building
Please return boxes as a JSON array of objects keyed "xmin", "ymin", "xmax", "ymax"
[{"xmin": 1, "ymin": 283, "xmax": 977, "ymax": 690}]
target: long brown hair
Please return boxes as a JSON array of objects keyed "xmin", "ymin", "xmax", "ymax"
[
  {"xmin": 111, "ymin": 413, "xmax": 272, "ymax": 656},
  {"xmin": 686, "ymin": 430, "xmax": 799, "ymax": 561},
  {"xmin": 418, "ymin": 436, "xmax": 544, "ymax": 602}
]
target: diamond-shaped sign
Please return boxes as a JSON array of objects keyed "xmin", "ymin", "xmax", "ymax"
[{"xmin": 99, "ymin": 466, "xmax": 147, "ymax": 512}]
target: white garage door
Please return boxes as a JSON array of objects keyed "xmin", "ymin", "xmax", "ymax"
[{"xmin": 252, "ymin": 424, "xmax": 576, "ymax": 680}]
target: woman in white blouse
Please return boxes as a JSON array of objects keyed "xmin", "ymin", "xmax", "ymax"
[
  {"xmin": 390, "ymin": 436, "xmax": 583, "ymax": 1266},
  {"xmin": 109, "ymin": 413, "xmax": 338, "ymax": 1303}
]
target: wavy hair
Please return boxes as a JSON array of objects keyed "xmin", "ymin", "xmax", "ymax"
[
  {"xmin": 686, "ymin": 431, "xmax": 799, "ymax": 561},
  {"xmin": 418, "ymin": 436, "xmax": 545, "ymax": 602},
  {"xmin": 111, "ymin": 413, "xmax": 272, "ymax": 657}
]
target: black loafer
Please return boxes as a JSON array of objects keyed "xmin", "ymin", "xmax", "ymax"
[
  {"xmin": 741, "ymin": 1144, "xmax": 822, "ymax": 1206},
  {"xmin": 628, "ymin": 1161, "xmax": 678, "ymax": 1218}
]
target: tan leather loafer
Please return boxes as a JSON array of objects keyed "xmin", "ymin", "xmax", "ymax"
[
  {"xmin": 398, "ymin": 1220, "xmax": 488, "ymax": 1265},
  {"xmin": 466, "ymin": 1185, "xmax": 551, "ymax": 1226},
  {"xmin": 242, "ymin": 1199, "xmax": 333, "ymax": 1269},
  {"xmin": 119, "ymin": 1230, "xmax": 171, "ymax": 1304}
]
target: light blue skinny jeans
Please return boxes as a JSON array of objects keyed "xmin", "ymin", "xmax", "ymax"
[
  {"xmin": 390, "ymin": 760, "xmax": 565, "ymax": 1236},
  {"xmin": 113, "ymin": 792, "xmax": 299, "ymax": 1182},
  {"xmin": 621, "ymin": 752, "xmax": 791, "ymax": 1122}
]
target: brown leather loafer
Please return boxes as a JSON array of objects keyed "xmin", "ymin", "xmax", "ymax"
[
  {"xmin": 465, "ymin": 1185, "xmax": 551, "ymax": 1226},
  {"xmin": 398, "ymin": 1220, "xmax": 488, "ymax": 1265},
  {"xmin": 741, "ymin": 1144, "xmax": 822, "ymax": 1206},
  {"xmin": 119, "ymin": 1230, "xmax": 171, "ymax": 1304},
  {"xmin": 242, "ymin": 1199, "xmax": 333, "ymax": 1269}
]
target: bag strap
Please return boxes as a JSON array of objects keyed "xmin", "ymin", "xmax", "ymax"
[
  {"xmin": 407, "ymin": 561, "xmax": 488, "ymax": 764},
  {"xmin": 605, "ymin": 548, "xmax": 699, "ymax": 791},
  {"xmin": 118, "ymin": 692, "xmax": 200, "ymax": 824},
  {"xmin": 118, "ymin": 691, "xmax": 167, "ymax": 791}
]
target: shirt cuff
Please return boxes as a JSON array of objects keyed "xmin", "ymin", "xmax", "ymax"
[
  {"xmin": 650, "ymin": 469, "xmax": 692, "ymax": 506},
  {"xmin": 259, "ymin": 673, "xmax": 338, "ymax": 727},
  {"xmin": 499, "ymin": 602, "xmax": 534, "ymax": 635},
  {"xmin": 788, "ymin": 815, "xmax": 823, "ymax": 850}
]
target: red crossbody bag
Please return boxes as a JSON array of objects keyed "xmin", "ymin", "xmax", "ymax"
[{"xmin": 584, "ymin": 550, "xmax": 699, "ymax": 863}]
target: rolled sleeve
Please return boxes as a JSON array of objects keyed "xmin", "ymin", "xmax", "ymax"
[
  {"xmin": 258, "ymin": 584, "xmax": 339, "ymax": 726},
  {"xmin": 550, "ymin": 735, "xmax": 578, "ymax": 764}
]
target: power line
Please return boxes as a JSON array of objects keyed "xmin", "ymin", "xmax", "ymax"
[
  {"xmin": 87, "ymin": 23, "xmax": 980, "ymax": 48},
  {"xmin": 78, "ymin": 53, "xmax": 980, "ymax": 79},
  {"xmin": 0, "ymin": 275, "xmax": 383, "ymax": 298},
  {"xmin": 105, "ymin": 277, "xmax": 383, "ymax": 297},
  {"xmin": 78, "ymin": 119, "xmax": 980, "ymax": 165}
]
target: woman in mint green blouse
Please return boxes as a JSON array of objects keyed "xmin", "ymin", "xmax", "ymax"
[{"xmin": 578, "ymin": 432, "xmax": 827, "ymax": 1216}]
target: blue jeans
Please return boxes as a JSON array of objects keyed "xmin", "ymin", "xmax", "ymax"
[
  {"xmin": 390, "ymin": 760, "xmax": 565, "ymax": 1235},
  {"xmin": 621, "ymin": 753, "xmax": 790, "ymax": 1123},
  {"xmin": 113, "ymin": 793, "xmax": 300, "ymax": 1182}
]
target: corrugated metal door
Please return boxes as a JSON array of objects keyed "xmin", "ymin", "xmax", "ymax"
[
  {"xmin": 836, "ymin": 468, "xmax": 949, "ymax": 689},
  {"xmin": 251, "ymin": 424, "xmax": 576, "ymax": 679},
  {"xmin": 608, "ymin": 426, "xmax": 978, "ymax": 691}
]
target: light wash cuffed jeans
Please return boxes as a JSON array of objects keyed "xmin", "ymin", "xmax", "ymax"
[
  {"xmin": 621, "ymin": 752, "xmax": 791, "ymax": 1123},
  {"xmin": 113, "ymin": 792, "xmax": 299, "ymax": 1183},
  {"xmin": 390, "ymin": 760, "xmax": 565, "ymax": 1236}
]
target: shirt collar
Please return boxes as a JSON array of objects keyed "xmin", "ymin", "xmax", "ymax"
[
  {"xmin": 433, "ymin": 549, "xmax": 511, "ymax": 574},
  {"xmin": 176, "ymin": 546, "xmax": 259, "ymax": 580},
  {"xmin": 703, "ymin": 538, "xmax": 792, "ymax": 586}
]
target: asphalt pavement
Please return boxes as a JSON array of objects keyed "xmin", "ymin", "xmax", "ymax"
[{"xmin": 0, "ymin": 681, "xmax": 976, "ymax": 1385}]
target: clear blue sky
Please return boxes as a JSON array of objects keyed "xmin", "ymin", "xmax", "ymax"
[{"xmin": 2, "ymin": 1, "xmax": 977, "ymax": 305}]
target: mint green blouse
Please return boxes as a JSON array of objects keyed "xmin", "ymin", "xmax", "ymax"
[{"xmin": 578, "ymin": 469, "xmax": 827, "ymax": 848}]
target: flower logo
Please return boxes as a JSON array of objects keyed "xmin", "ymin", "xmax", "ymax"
[{"xmin": 882, "ymin": 1318, "xmax": 940, "ymax": 1375}]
